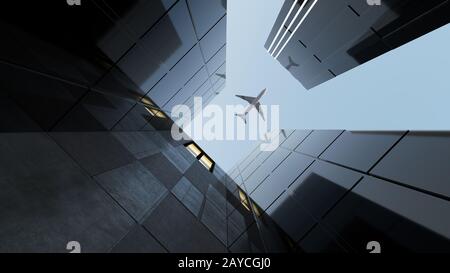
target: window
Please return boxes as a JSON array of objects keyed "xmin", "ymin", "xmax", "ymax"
[
  {"xmin": 145, "ymin": 106, "xmax": 166, "ymax": 119},
  {"xmin": 239, "ymin": 189, "xmax": 262, "ymax": 216},
  {"xmin": 239, "ymin": 190, "xmax": 251, "ymax": 211},
  {"xmin": 186, "ymin": 143, "xmax": 202, "ymax": 157},
  {"xmin": 141, "ymin": 97, "xmax": 155, "ymax": 106},
  {"xmin": 199, "ymin": 155, "xmax": 214, "ymax": 170},
  {"xmin": 184, "ymin": 142, "xmax": 215, "ymax": 172}
]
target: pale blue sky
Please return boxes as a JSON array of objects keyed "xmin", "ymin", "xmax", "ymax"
[{"xmin": 191, "ymin": 0, "xmax": 450, "ymax": 171}]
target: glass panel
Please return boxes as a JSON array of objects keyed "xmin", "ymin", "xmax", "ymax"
[
  {"xmin": 239, "ymin": 190, "xmax": 251, "ymax": 212},
  {"xmin": 199, "ymin": 155, "xmax": 214, "ymax": 170},
  {"xmin": 145, "ymin": 107, "xmax": 166, "ymax": 119},
  {"xmin": 186, "ymin": 143, "xmax": 202, "ymax": 157}
]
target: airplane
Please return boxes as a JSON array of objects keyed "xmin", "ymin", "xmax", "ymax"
[
  {"xmin": 215, "ymin": 73, "xmax": 226, "ymax": 79},
  {"xmin": 285, "ymin": 56, "xmax": 299, "ymax": 70},
  {"xmin": 235, "ymin": 88, "xmax": 266, "ymax": 124}
]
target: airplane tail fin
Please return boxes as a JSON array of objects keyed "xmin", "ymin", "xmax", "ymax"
[{"xmin": 235, "ymin": 113, "xmax": 247, "ymax": 124}]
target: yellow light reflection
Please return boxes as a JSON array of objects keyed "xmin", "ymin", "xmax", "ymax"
[
  {"xmin": 141, "ymin": 97, "xmax": 155, "ymax": 106},
  {"xmin": 186, "ymin": 143, "xmax": 202, "ymax": 157},
  {"xmin": 145, "ymin": 107, "xmax": 166, "ymax": 119},
  {"xmin": 199, "ymin": 155, "xmax": 213, "ymax": 171},
  {"xmin": 239, "ymin": 190, "xmax": 251, "ymax": 211}
]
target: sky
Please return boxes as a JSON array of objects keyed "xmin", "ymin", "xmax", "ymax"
[{"xmin": 189, "ymin": 0, "xmax": 450, "ymax": 172}]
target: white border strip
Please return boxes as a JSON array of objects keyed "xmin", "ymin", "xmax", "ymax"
[
  {"xmin": 271, "ymin": 0, "xmax": 309, "ymax": 57},
  {"xmin": 267, "ymin": 0, "xmax": 299, "ymax": 53},
  {"xmin": 274, "ymin": 0, "xmax": 319, "ymax": 59}
]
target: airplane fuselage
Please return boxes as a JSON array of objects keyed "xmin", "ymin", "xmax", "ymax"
[
  {"xmin": 244, "ymin": 102, "xmax": 256, "ymax": 116},
  {"xmin": 235, "ymin": 88, "xmax": 267, "ymax": 122}
]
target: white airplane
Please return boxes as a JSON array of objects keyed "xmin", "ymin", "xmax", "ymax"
[{"xmin": 235, "ymin": 88, "xmax": 267, "ymax": 124}]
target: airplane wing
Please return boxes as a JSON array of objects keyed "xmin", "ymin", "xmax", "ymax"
[
  {"xmin": 236, "ymin": 95, "xmax": 256, "ymax": 103},
  {"xmin": 256, "ymin": 88, "xmax": 267, "ymax": 100},
  {"xmin": 255, "ymin": 102, "xmax": 265, "ymax": 121}
]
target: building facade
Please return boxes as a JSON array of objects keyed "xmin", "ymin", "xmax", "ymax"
[
  {"xmin": 0, "ymin": 0, "xmax": 244, "ymax": 253},
  {"xmin": 0, "ymin": 0, "xmax": 226, "ymax": 132},
  {"xmin": 265, "ymin": 0, "xmax": 449, "ymax": 89},
  {"xmin": 229, "ymin": 130, "xmax": 450, "ymax": 252}
]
